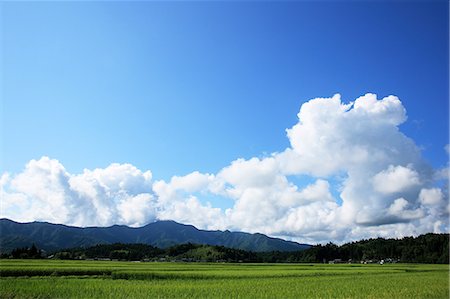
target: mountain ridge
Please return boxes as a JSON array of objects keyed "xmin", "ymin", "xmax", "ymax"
[{"xmin": 0, "ymin": 218, "xmax": 310, "ymax": 253}]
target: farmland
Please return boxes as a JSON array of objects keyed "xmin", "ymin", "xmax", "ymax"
[{"xmin": 1, "ymin": 260, "xmax": 448, "ymax": 298}]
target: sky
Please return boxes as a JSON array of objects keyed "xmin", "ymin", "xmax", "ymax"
[{"xmin": 1, "ymin": 1, "xmax": 449, "ymax": 244}]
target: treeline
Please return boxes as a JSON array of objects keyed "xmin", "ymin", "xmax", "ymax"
[
  {"xmin": 7, "ymin": 244, "xmax": 42, "ymax": 259},
  {"xmin": 258, "ymin": 233, "xmax": 449, "ymax": 264},
  {"xmin": 3, "ymin": 233, "xmax": 448, "ymax": 264},
  {"xmin": 51, "ymin": 243, "xmax": 256, "ymax": 262}
]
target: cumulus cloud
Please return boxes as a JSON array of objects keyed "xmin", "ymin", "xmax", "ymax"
[
  {"xmin": 157, "ymin": 196, "xmax": 225, "ymax": 230},
  {"xmin": 372, "ymin": 165, "xmax": 420, "ymax": 194},
  {"xmin": 2, "ymin": 157, "xmax": 157, "ymax": 227},
  {"xmin": 1, "ymin": 93, "xmax": 448, "ymax": 243},
  {"xmin": 387, "ymin": 198, "xmax": 423, "ymax": 220},
  {"xmin": 282, "ymin": 94, "xmax": 421, "ymax": 177},
  {"xmin": 419, "ymin": 188, "xmax": 443, "ymax": 206},
  {"xmin": 3, "ymin": 157, "xmax": 74, "ymax": 224}
]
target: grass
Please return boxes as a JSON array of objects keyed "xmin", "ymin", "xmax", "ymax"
[{"xmin": 1, "ymin": 260, "xmax": 448, "ymax": 298}]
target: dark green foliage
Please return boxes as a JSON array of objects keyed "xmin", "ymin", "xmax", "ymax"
[
  {"xmin": 53, "ymin": 243, "xmax": 163, "ymax": 261},
  {"xmin": 235, "ymin": 234, "xmax": 449, "ymax": 264},
  {"xmin": 10, "ymin": 244, "xmax": 42, "ymax": 259},
  {"xmin": 269, "ymin": 233, "xmax": 449, "ymax": 264},
  {"xmin": 166, "ymin": 243, "xmax": 200, "ymax": 256},
  {"xmin": 49, "ymin": 243, "xmax": 257, "ymax": 262},
  {"xmin": 173, "ymin": 244, "xmax": 257, "ymax": 262}
]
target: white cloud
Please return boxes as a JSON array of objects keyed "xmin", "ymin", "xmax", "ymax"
[
  {"xmin": 152, "ymin": 171, "xmax": 224, "ymax": 230},
  {"xmin": 68, "ymin": 163, "xmax": 156, "ymax": 227},
  {"xmin": 4, "ymin": 157, "xmax": 73, "ymax": 224},
  {"xmin": 1, "ymin": 93, "xmax": 447, "ymax": 243},
  {"xmin": 297, "ymin": 179, "xmax": 334, "ymax": 202},
  {"xmin": 419, "ymin": 188, "xmax": 443, "ymax": 206},
  {"xmin": 217, "ymin": 157, "xmax": 279, "ymax": 190},
  {"xmin": 1, "ymin": 157, "xmax": 157, "ymax": 227},
  {"xmin": 157, "ymin": 196, "xmax": 226, "ymax": 230},
  {"xmin": 353, "ymin": 94, "xmax": 406, "ymax": 125},
  {"xmin": 388, "ymin": 197, "xmax": 409, "ymax": 214},
  {"xmin": 166, "ymin": 171, "xmax": 213, "ymax": 193},
  {"xmin": 387, "ymin": 197, "xmax": 423, "ymax": 220},
  {"xmin": 117, "ymin": 194, "xmax": 156, "ymax": 227},
  {"xmin": 274, "ymin": 94, "xmax": 438, "ymax": 235},
  {"xmin": 282, "ymin": 93, "xmax": 421, "ymax": 177},
  {"xmin": 373, "ymin": 165, "xmax": 420, "ymax": 194}
]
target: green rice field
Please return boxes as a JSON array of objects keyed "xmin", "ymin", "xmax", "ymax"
[{"xmin": 1, "ymin": 260, "xmax": 448, "ymax": 298}]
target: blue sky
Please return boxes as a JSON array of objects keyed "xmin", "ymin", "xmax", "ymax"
[
  {"xmin": 3, "ymin": 1, "xmax": 448, "ymax": 178},
  {"xmin": 1, "ymin": 1, "xmax": 448, "ymax": 242}
]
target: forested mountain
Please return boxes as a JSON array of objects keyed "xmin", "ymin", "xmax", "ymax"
[
  {"xmin": 0, "ymin": 218, "xmax": 309, "ymax": 253},
  {"xmin": 2, "ymin": 219, "xmax": 447, "ymax": 263}
]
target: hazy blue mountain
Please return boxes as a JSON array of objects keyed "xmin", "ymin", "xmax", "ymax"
[{"xmin": 0, "ymin": 218, "xmax": 310, "ymax": 253}]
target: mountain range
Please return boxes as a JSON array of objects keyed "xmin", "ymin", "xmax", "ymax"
[{"xmin": 0, "ymin": 218, "xmax": 310, "ymax": 253}]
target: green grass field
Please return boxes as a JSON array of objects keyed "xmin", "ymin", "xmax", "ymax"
[{"xmin": 1, "ymin": 260, "xmax": 448, "ymax": 298}]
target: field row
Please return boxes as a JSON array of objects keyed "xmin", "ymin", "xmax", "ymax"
[
  {"xmin": 1, "ymin": 260, "xmax": 448, "ymax": 298},
  {"xmin": 1, "ymin": 260, "xmax": 444, "ymax": 278}
]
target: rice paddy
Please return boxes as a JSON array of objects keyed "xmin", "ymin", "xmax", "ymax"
[{"xmin": 1, "ymin": 260, "xmax": 448, "ymax": 298}]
